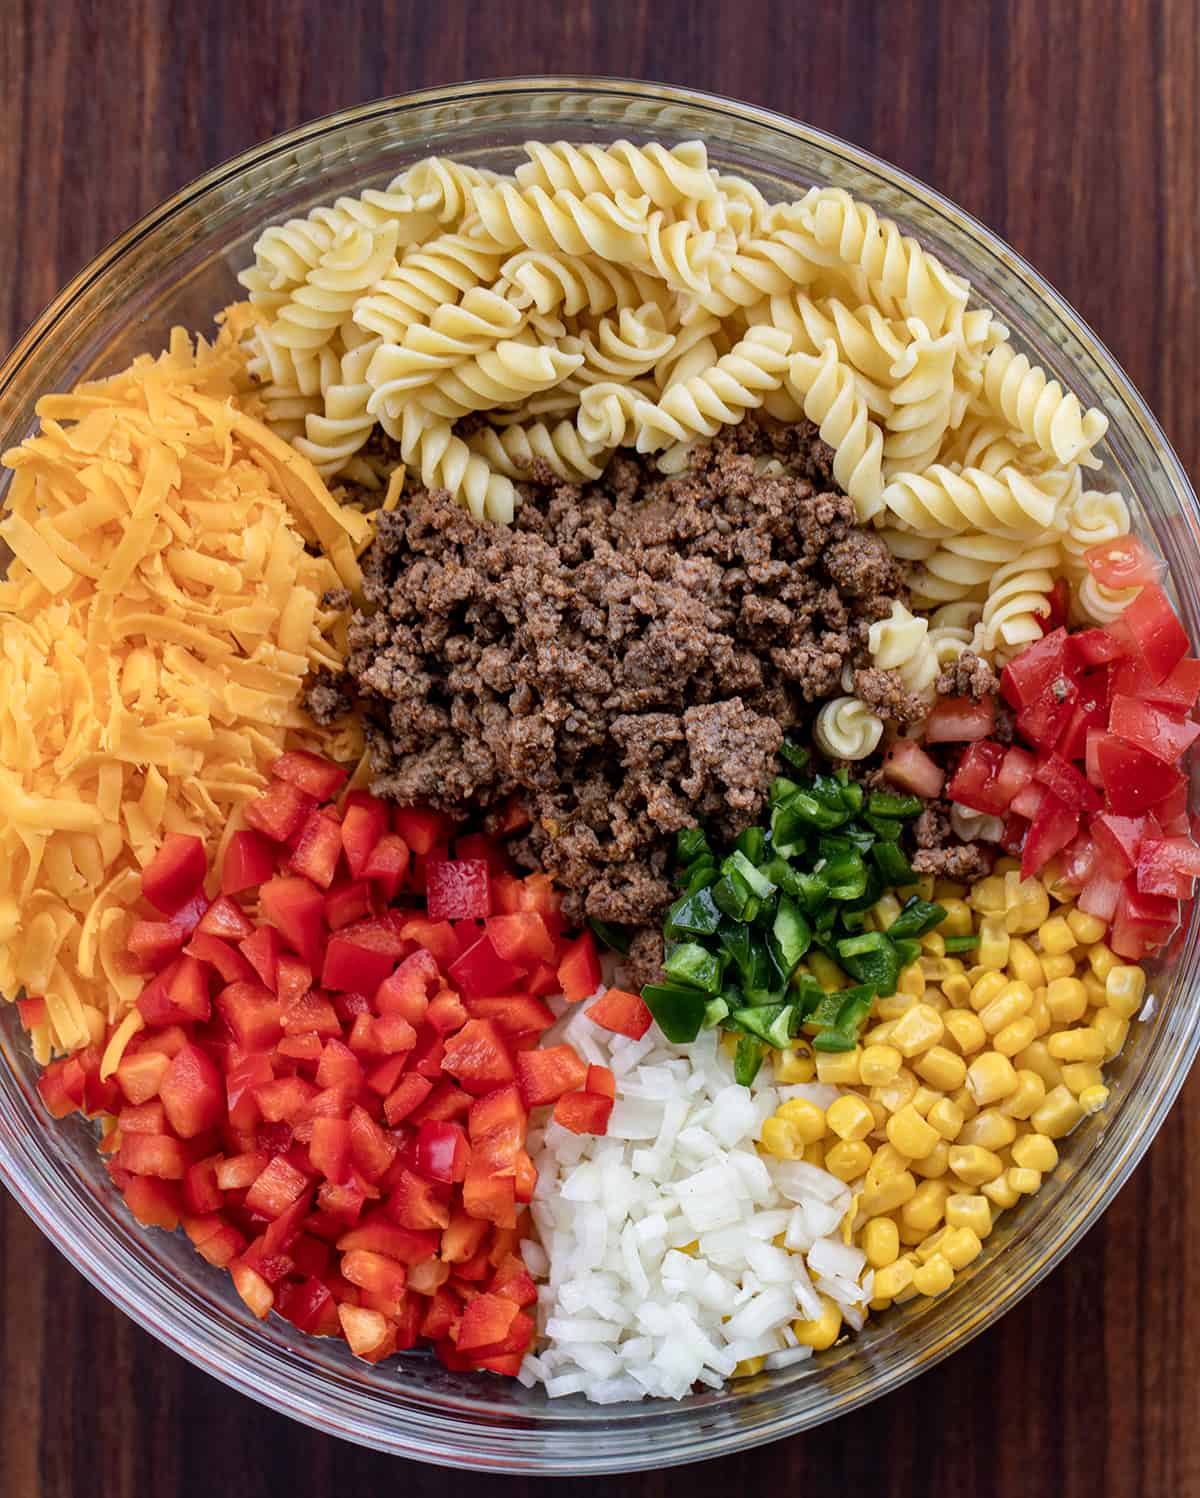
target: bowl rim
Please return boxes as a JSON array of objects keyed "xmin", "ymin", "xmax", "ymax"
[{"xmin": 1, "ymin": 73, "xmax": 1198, "ymax": 1472}]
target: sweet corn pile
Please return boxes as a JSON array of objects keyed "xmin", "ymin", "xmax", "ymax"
[{"xmin": 759, "ymin": 858, "xmax": 1146, "ymax": 1350}]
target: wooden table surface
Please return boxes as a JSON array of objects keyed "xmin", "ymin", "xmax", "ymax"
[{"xmin": 2, "ymin": 0, "xmax": 1198, "ymax": 1492}]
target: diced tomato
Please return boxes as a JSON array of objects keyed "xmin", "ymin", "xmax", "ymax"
[
  {"xmin": 880, "ymin": 737, "xmax": 945, "ymax": 799},
  {"xmin": 1085, "ymin": 536, "xmax": 1164, "ymax": 590},
  {"xmin": 184, "ymin": 933, "xmax": 255, "ymax": 986},
  {"xmin": 142, "ymin": 833, "xmax": 207, "ymax": 916},
  {"xmin": 115, "ymin": 1133, "xmax": 188, "ymax": 1180},
  {"xmin": 1020, "ymin": 792, "xmax": 1079, "ymax": 880},
  {"xmin": 448, "ymin": 935, "xmax": 524, "ymax": 999},
  {"xmin": 216, "ymin": 982, "xmax": 283, "ymax": 1051},
  {"xmin": 383, "ymin": 1075, "xmax": 434, "ymax": 1128},
  {"xmin": 271, "ymin": 750, "xmax": 348, "ymax": 801},
  {"xmin": 321, "ymin": 932, "xmax": 397, "ymax": 993},
  {"xmin": 1093, "ymin": 813, "xmax": 1147, "ymax": 879},
  {"xmin": 1110, "ymin": 694, "xmax": 1200, "ymax": 764},
  {"xmin": 1136, "ymin": 836, "xmax": 1200, "ymax": 897},
  {"xmin": 289, "ymin": 809, "xmax": 345, "ymax": 890},
  {"xmin": 1096, "ymin": 736, "xmax": 1187, "ymax": 815},
  {"xmin": 385, "ymin": 1166, "xmax": 452, "ymax": 1231},
  {"xmin": 464, "ymin": 995, "xmax": 556, "ymax": 1040},
  {"xmin": 1121, "ymin": 585, "xmax": 1190, "ymax": 682},
  {"xmin": 325, "ymin": 880, "xmax": 373, "ymax": 931},
  {"xmin": 245, "ymin": 779, "xmax": 317, "ymax": 844},
  {"xmin": 363, "ymin": 835, "xmax": 411, "ymax": 901},
  {"xmin": 392, "ymin": 806, "xmax": 455, "ymax": 856},
  {"xmin": 587, "ymin": 987, "xmax": 653, "ymax": 1040},
  {"xmin": 159, "ymin": 1043, "xmax": 224, "ymax": 1138},
  {"xmin": 515, "ymin": 1045, "xmax": 589, "ymax": 1107},
  {"xmin": 197, "ymin": 896, "xmax": 255, "ymax": 944},
  {"xmin": 1078, "ymin": 869, "xmax": 1123, "ymax": 920},
  {"xmin": 553, "ymin": 1089, "xmax": 614, "ymax": 1135},
  {"xmin": 221, "ymin": 830, "xmax": 277, "ymax": 897},
  {"xmin": 1000, "ymin": 628, "xmax": 1078, "ymax": 710},
  {"xmin": 557, "ymin": 932, "xmax": 601, "ymax": 1004},
  {"xmin": 1017, "ymin": 679, "xmax": 1079, "ymax": 751},
  {"xmin": 126, "ymin": 920, "xmax": 188, "ymax": 972},
  {"xmin": 1033, "ymin": 752, "xmax": 1103, "ymax": 814},
  {"xmin": 1111, "ymin": 879, "xmax": 1180, "ymax": 960},
  {"xmin": 1143, "ymin": 657, "xmax": 1200, "ymax": 712},
  {"xmin": 415, "ymin": 1120, "xmax": 471, "ymax": 1184},
  {"xmin": 924, "ymin": 695, "xmax": 995, "ymax": 743},
  {"xmin": 1075, "ymin": 627, "xmax": 1129, "ymax": 667},
  {"xmin": 259, "ymin": 875, "xmax": 325, "ymax": 969},
  {"xmin": 1058, "ymin": 695, "xmax": 1108, "ymax": 762},
  {"xmin": 946, "ymin": 740, "xmax": 1009, "ymax": 815}
]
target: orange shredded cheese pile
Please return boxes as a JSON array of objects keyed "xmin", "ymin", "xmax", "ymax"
[{"xmin": 0, "ymin": 314, "xmax": 368, "ymax": 1062}]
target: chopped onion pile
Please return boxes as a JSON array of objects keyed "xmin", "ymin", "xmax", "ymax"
[{"xmin": 519, "ymin": 1003, "xmax": 874, "ymax": 1401}]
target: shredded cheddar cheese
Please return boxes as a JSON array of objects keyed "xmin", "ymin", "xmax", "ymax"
[{"xmin": 0, "ymin": 314, "xmax": 364, "ymax": 1061}]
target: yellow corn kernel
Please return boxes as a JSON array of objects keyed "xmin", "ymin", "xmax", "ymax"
[
  {"xmin": 949, "ymin": 1085, "xmax": 980, "ymax": 1122},
  {"xmin": 901, "ymin": 1179, "xmax": 949, "ymax": 1234},
  {"xmin": 887, "ymin": 1104, "xmax": 940, "ymax": 1159},
  {"xmin": 1060, "ymin": 1062, "xmax": 1104, "ymax": 1096},
  {"xmin": 871, "ymin": 1066, "xmax": 919, "ymax": 1115},
  {"xmin": 1079, "ymin": 1083, "xmax": 1109, "ymax": 1114},
  {"xmin": 1066, "ymin": 909, "xmax": 1107, "ymax": 945},
  {"xmin": 897, "ymin": 961, "xmax": 927, "ymax": 999},
  {"xmin": 981, "ymin": 1173, "xmax": 1021, "ymax": 1208},
  {"xmin": 872, "ymin": 1258, "xmax": 915, "ymax": 1300},
  {"xmin": 941, "ymin": 1225, "xmax": 984, "ymax": 1270},
  {"xmin": 858, "ymin": 1043, "xmax": 903, "ymax": 1086},
  {"xmin": 803, "ymin": 1140, "xmax": 827, "ymax": 1168},
  {"xmin": 806, "ymin": 950, "xmax": 847, "ymax": 990},
  {"xmin": 876, "ymin": 990, "xmax": 918, "ymax": 1022},
  {"xmin": 938, "ymin": 898, "xmax": 973, "ymax": 937},
  {"xmin": 914, "ymin": 1225, "xmax": 951, "ymax": 1262},
  {"xmin": 1039, "ymin": 952, "xmax": 1078, "ymax": 983},
  {"xmin": 975, "ymin": 917, "xmax": 1010, "ymax": 971},
  {"xmin": 860, "ymin": 1170, "xmax": 918, "ymax": 1217},
  {"xmin": 965, "ymin": 1050, "xmax": 1019, "ymax": 1105},
  {"xmin": 993, "ymin": 1015, "xmax": 1038, "ymax": 1058},
  {"xmin": 1004, "ymin": 876, "xmax": 1050, "ymax": 934},
  {"xmin": 945, "ymin": 1192, "xmax": 993, "ymax": 1237},
  {"xmin": 912, "ymin": 1252, "xmax": 955, "ymax": 1297},
  {"xmin": 942, "ymin": 971, "xmax": 972, "ymax": 1007},
  {"xmin": 915, "ymin": 874, "xmax": 937, "ymax": 901},
  {"xmin": 958, "ymin": 1107, "xmax": 1018, "ymax": 1152},
  {"xmin": 890, "ymin": 1003, "xmax": 945, "ymax": 1058},
  {"xmin": 863, "ymin": 1216, "xmax": 901, "ymax": 1268},
  {"xmin": 1037, "ymin": 915, "xmax": 1077, "ymax": 956},
  {"xmin": 967, "ymin": 874, "xmax": 1007, "ymax": 914},
  {"xmin": 979, "ymin": 981, "xmax": 1034, "ymax": 1036},
  {"xmin": 948, "ymin": 1144, "xmax": 1004, "ymax": 1186},
  {"xmin": 862, "ymin": 1019, "xmax": 899, "ymax": 1048},
  {"xmin": 1105, "ymin": 964, "xmax": 1146, "ymax": 1019},
  {"xmin": 774, "ymin": 1045, "xmax": 817, "ymax": 1083},
  {"xmin": 1027, "ymin": 992, "xmax": 1053, "ymax": 1036},
  {"xmin": 1014, "ymin": 1041, "xmax": 1064, "ymax": 1090},
  {"xmin": 826, "ymin": 1094, "xmax": 874, "ymax": 1143},
  {"xmin": 792, "ymin": 1296, "xmax": 842, "ymax": 1350},
  {"xmin": 1088, "ymin": 942, "xmax": 1119, "ymax": 981},
  {"xmin": 816, "ymin": 1049, "xmax": 862, "ymax": 1086},
  {"xmin": 1007, "ymin": 1165, "xmax": 1042, "ymax": 1195},
  {"xmin": 761, "ymin": 1117, "xmax": 807, "ymax": 1158},
  {"xmin": 927, "ymin": 1096, "xmax": 965, "ymax": 1141},
  {"xmin": 1047, "ymin": 1027, "xmax": 1106, "ymax": 1063},
  {"xmin": 872, "ymin": 892, "xmax": 904, "ymax": 930},
  {"xmin": 1082, "ymin": 972, "xmax": 1109, "ymax": 1008},
  {"xmin": 969, "ymin": 970, "xmax": 1009, "ymax": 1013},
  {"xmin": 915, "ymin": 1045, "xmax": 967, "ymax": 1092},
  {"xmin": 1007, "ymin": 938, "xmax": 1045, "ymax": 989},
  {"xmin": 934, "ymin": 877, "xmax": 967, "ymax": 901},
  {"xmin": 911, "ymin": 1084, "xmax": 944, "ymax": 1117},
  {"xmin": 1045, "ymin": 976, "xmax": 1088, "ymax": 1025},
  {"xmin": 921, "ymin": 957, "xmax": 964, "ymax": 984},
  {"xmin": 1031, "ymin": 1083, "xmax": 1085, "ymax": 1138},
  {"xmin": 911, "ymin": 1140, "xmax": 951, "ymax": 1179},
  {"xmin": 867, "ymin": 1098, "xmax": 888, "ymax": 1132},
  {"xmin": 1093, "ymin": 1007, "xmax": 1129, "ymax": 1059},
  {"xmin": 777, "ymin": 1097, "xmax": 828, "ymax": 1142},
  {"xmin": 998, "ymin": 1069, "xmax": 1046, "ymax": 1120},
  {"xmin": 944, "ymin": 1009, "xmax": 988, "ymax": 1056},
  {"xmin": 1041, "ymin": 858, "xmax": 1075, "ymax": 902},
  {"xmin": 1012, "ymin": 1132, "xmax": 1058, "ymax": 1172},
  {"xmin": 824, "ymin": 1139, "xmax": 873, "ymax": 1181},
  {"xmin": 921, "ymin": 931, "xmax": 947, "ymax": 959},
  {"xmin": 866, "ymin": 1143, "xmax": 911, "ymax": 1184},
  {"xmin": 733, "ymin": 1356, "xmax": 766, "ymax": 1378}
]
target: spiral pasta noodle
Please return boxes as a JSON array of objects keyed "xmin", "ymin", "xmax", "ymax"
[
  {"xmin": 785, "ymin": 340, "xmax": 886, "ymax": 519},
  {"xmin": 352, "ymin": 234, "xmax": 506, "ymax": 343},
  {"xmin": 882, "ymin": 324, "xmax": 958, "ymax": 475},
  {"xmin": 269, "ymin": 223, "xmax": 401, "ymax": 356},
  {"xmin": 904, "ymin": 531, "xmax": 1042, "ymax": 608},
  {"xmin": 515, "ymin": 139, "xmax": 717, "ymax": 209},
  {"xmin": 867, "ymin": 601, "xmax": 940, "ymax": 701},
  {"xmin": 465, "ymin": 417, "xmax": 611, "ymax": 483},
  {"xmin": 881, "ymin": 462, "xmax": 1077, "ymax": 539},
  {"xmin": 631, "ymin": 326, "xmax": 792, "ymax": 453},
  {"xmin": 974, "ymin": 540, "xmax": 1062, "ymax": 655},
  {"xmin": 397, "ymin": 407, "xmax": 516, "ymax": 523},
  {"xmin": 292, "ymin": 336, "xmax": 380, "ymax": 477},
  {"xmin": 559, "ymin": 304, "xmax": 676, "ymax": 386},
  {"xmin": 1062, "ymin": 487, "xmax": 1132, "ymax": 575},
  {"xmin": 495, "ymin": 248, "xmax": 661, "ymax": 319},
  {"xmin": 813, "ymin": 696, "xmax": 884, "ymax": 760},
  {"xmin": 470, "ymin": 182, "xmax": 653, "ymax": 264},
  {"xmin": 979, "ymin": 342, "xmax": 1108, "ymax": 469}
]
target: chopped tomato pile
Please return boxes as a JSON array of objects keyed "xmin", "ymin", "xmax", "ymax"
[
  {"xmin": 944, "ymin": 541, "xmax": 1199, "ymax": 960},
  {"xmin": 28, "ymin": 751, "xmax": 613, "ymax": 1376}
]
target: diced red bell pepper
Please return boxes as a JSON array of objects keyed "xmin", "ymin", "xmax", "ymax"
[
  {"xmin": 1110, "ymin": 694, "xmax": 1200, "ymax": 764},
  {"xmin": 341, "ymin": 1249, "xmax": 409, "ymax": 1303},
  {"xmin": 244, "ymin": 1155, "xmax": 309, "ymax": 1218},
  {"xmin": 399, "ymin": 918, "xmax": 460, "ymax": 971},
  {"xmin": 277, "ymin": 1276, "xmax": 337, "ymax": 1336},
  {"xmin": 441, "ymin": 1208, "xmax": 491, "ymax": 1265},
  {"xmin": 1123, "ymin": 585, "xmax": 1189, "ymax": 683},
  {"xmin": 448, "ymin": 935, "xmax": 524, "ymax": 999},
  {"xmin": 363, "ymin": 834, "xmax": 411, "ymax": 901},
  {"xmin": 37, "ymin": 1057, "xmax": 86, "ymax": 1118},
  {"xmin": 924, "ymin": 695, "xmax": 995, "ymax": 743},
  {"xmin": 126, "ymin": 920, "xmax": 188, "ymax": 972},
  {"xmin": 314, "ymin": 1039, "xmax": 364, "ymax": 1094},
  {"xmin": 1136, "ymin": 836, "xmax": 1200, "ymax": 896},
  {"xmin": 183, "ymin": 1156, "xmax": 224, "ymax": 1215},
  {"xmin": 254, "ymin": 1076, "xmax": 319, "ymax": 1124},
  {"xmin": 490, "ymin": 1252, "xmax": 538, "ymax": 1308},
  {"xmin": 259, "ymin": 875, "xmax": 325, "ymax": 969},
  {"xmin": 183, "ymin": 1213, "xmax": 247, "ymax": 1268},
  {"xmin": 221, "ymin": 830, "xmax": 277, "ymax": 897},
  {"xmin": 1033, "ymin": 752, "xmax": 1103, "ymax": 814},
  {"xmin": 115, "ymin": 1133, "xmax": 188, "ymax": 1180},
  {"xmin": 289, "ymin": 809, "xmax": 345, "ymax": 890},
  {"xmin": 1017, "ymin": 679, "xmax": 1079, "ymax": 752},
  {"xmin": 275, "ymin": 953, "xmax": 313, "ymax": 1008},
  {"xmin": 1085, "ymin": 536, "xmax": 1164, "ymax": 590},
  {"xmin": 456, "ymin": 1292, "xmax": 521, "ymax": 1354},
  {"xmin": 184, "ymin": 932, "xmax": 256, "ymax": 986},
  {"xmin": 881, "ymin": 737, "xmax": 946, "ymax": 798},
  {"xmin": 308, "ymin": 1116, "xmax": 352, "ymax": 1184},
  {"xmin": 464, "ymin": 995, "xmax": 556, "ymax": 1039},
  {"xmin": 348, "ymin": 1105, "xmax": 397, "ymax": 1182},
  {"xmin": 16, "ymin": 995, "xmax": 46, "ymax": 1031},
  {"xmin": 462, "ymin": 1159, "xmax": 517, "ymax": 1229},
  {"xmin": 216, "ymin": 982, "xmax": 283, "ymax": 1051},
  {"xmin": 441, "ymin": 1019, "xmax": 517, "ymax": 1096},
  {"xmin": 270, "ymin": 749, "xmax": 348, "ymax": 801},
  {"xmin": 419, "ymin": 1286, "xmax": 463, "ymax": 1342},
  {"xmin": 425, "ymin": 858, "xmax": 493, "ymax": 922},
  {"xmin": 280, "ymin": 988, "xmax": 341, "ymax": 1038},
  {"xmin": 586, "ymin": 1064, "xmax": 616, "ymax": 1100},
  {"xmin": 1021, "ymin": 792, "xmax": 1080, "ymax": 880},
  {"xmin": 142, "ymin": 833, "xmax": 207, "ymax": 916},
  {"xmin": 375, "ymin": 949, "xmax": 438, "ymax": 1025},
  {"xmin": 392, "ymin": 806, "xmax": 455, "ymax": 856},
  {"xmin": 315, "ymin": 1180, "xmax": 366, "ymax": 1226},
  {"xmin": 338, "ymin": 1218, "xmax": 441, "ymax": 1265},
  {"xmin": 1111, "ymin": 879, "xmax": 1180, "ymax": 959},
  {"xmin": 513, "ymin": 1150, "xmax": 538, "ymax": 1204},
  {"xmin": 558, "ymin": 932, "xmax": 601, "ymax": 1004},
  {"xmin": 123, "ymin": 1175, "xmax": 183, "ymax": 1231},
  {"xmin": 485, "ymin": 911, "xmax": 558, "ymax": 969},
  {"xmin": 341, "ymin": 794, "xmax": 390, "ymax": 879},
  {"xmin": 945, "ymin": 740, "xmax": 1009, "ymax": 815},
  {"xmin": 238, "ymin": 925, "xmax": 282, "ymax": 993},
  {"xmin": 1096, "ymin": 736, "xmax": 1187, "ymax": 815},
  {"xmin": 197, "ymin": 896, "xmax": 256, "ymax": 944},
  {"xmin": 115, "ymin": 1049, "xmax": 171, "ymax": 1106},
  {"xmin": 385, "ymin": 1166, "xmax": 452, "ymax": 1232},
  {"xmin": 408, "ymin": 1080, "xmax": 472, "ymax": 1127},
  {"xmin": 159, "ymin": 1043, "xmax": 224, "ymax": 1138},
  {"xmin": 409, "ymin": 1028, "xmax": 446, "ymax": 1081},
  {"xmin": 117, "ymin": 1099, "xmax": 165, "ymax": 1136},
  {"xmin": 325, "ymin": 881, "xmax": 373, "ymax": 931},
  {"xmin": 244, "ymin": 779, "xmax": 317, "ymax": 844},
  {"xmin": 425, "ymin": 989, "xmax": 469, "ymax": 1035},
  {"xmin": 337, "ymin": 1303, "xmax": 395, "ymax": 1360},
  {"xmin": 553, "ymin": 1090, "xmax": 614, "ymax": 1135},
  {"xmin": 382, "ymin": 1075, "xmax": 434, "ymax": 1129},
  {"xmin": 415, "ymin": 1120, "xmax": 471, "ymax": 1184},
  {"xmin": 516, "ymin": 1044, "xmax": 589, "ymax": 1107},
  {"xmin": 587, "ymin": 987, "xmax": 653, "ymax": 1040},
  {"xmin": 321, "ymin": 933, "xmax": 397, "ymax": 994}
]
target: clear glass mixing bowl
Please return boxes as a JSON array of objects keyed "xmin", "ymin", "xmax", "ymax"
[{"xmin": 0, "ymin": 77, "xmax": 1197, "ymax": 1474}]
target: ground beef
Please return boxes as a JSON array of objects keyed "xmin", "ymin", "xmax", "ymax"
[
  {"xmin": 853, "ymin": 667, "xmax": 927, "ymax": 725},
  {"xmin": 615, "ymin": 927, "xmax": 666, "ymax": 992},
  {"xmin": 911, "ymin": 800, "xmax": 996, "ymax": 880},
  {"xmin": 312, "ymin": 417, "xmax": 910, "ymax": 927},
  {"xmin": 936, "ymin": 650, "xmax": 999, "ymax": 701},
  {"xmin": 305, "ymin": 670, "xmax": 355, "ymax": 724}
]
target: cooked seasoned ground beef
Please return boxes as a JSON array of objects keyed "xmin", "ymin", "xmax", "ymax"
[
  {"xmin": 911, "ymin": 800, "xmax": 996, "ymax": 880},
  {"xmin": 936, "ymin": 650, "xmax": 999, "ymax": 701},
  {"xmin": 312, "ymin": 417, "xmax": 913, "ymax": 926}
]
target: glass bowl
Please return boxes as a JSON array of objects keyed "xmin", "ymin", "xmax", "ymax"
[{"xmin": 1, "ymin": 77, "xmax": 1197, "ymax": 1475}]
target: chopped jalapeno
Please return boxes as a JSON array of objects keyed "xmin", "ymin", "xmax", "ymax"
[
  {"xmin": 944, "ymin": 933, "xmax": 980, "ymax": 953},
  {"xmin": 734, "ymin": 1034, "xmax": 765, "ymax": 1086},
  {"xmin": 641, "ymin": 985, "xmax": 710, "ymax": 1044},
  {"xmin": 663, "ymin": 941, "xmax": 723, "ymax": 994},
  {"xmin": 887, "ymin": 896, "xmax": 948, "ymax": 941}
]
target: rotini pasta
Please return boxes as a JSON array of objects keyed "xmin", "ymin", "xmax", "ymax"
[
  {"xmin": 396, "ymin": 407, "xmax": 516, "ymax": 523},
  {"xmin": 979, "ymin": 341, "xmax": 1108, "ymax": 469},
  {"xmin": 882, "ymin": 324, "xmax": 958, "ymax": 475},
  {"xmin": 903, "ymin": 531, "xmax": 1042, "ymax": 609},
  {"xmin": 974, "ymin": 540, "xmax": 1062, "ymax": 656},
  {"xmin": 379, "ymin": 338, "xmax": 584, "ymax": 424},
  {"xmin": 495, "ymin": 248, "xmax": 661, "ymax": 318},
  {"xmin": 631, "ymin": 326, "xmax": 792, "ymax": 454},
  {"xmin": 881, "ymin": 462, "xmax": 1077, "ymax": 539},
  {"xmin": 515, "ymin": 139, "xmax": 717, "ymax": 209},
  {"xmin": 269, "ymin": 223, "xmax": 401, "ymax": 356},
  {"xmin": 950, "ymin": 803, "xmax": 1004, "ymax": 843},
  {"xmin": 352, "ymin": 234, "xmax": 507, "ymax": 343},
  {"xmin": 559, "ymin": 304, "xmax": 676, "ymax": 385},
  {"xmin": 867, "ymin": 601, "xmax": 940, "ymax": 701},
  {"xmin": 292, "ymin": 336, "xmax": 380, "ymax": 477},
  {"xmin": 785, "ymin": 340, "xmax": 886, "ymax": 519},
  {"xmin": 359, "ymin": 286, "xmax": 526, "ymax": 399},
  {"xmin": 469, "ymin": 182, "xmax": 653, "ymax": 264},
  {"xmin": 1062, "ymin": 487, "xmax": 1132, "ymax": 575},
  {"xmin": 465, "ymin": 417, "xmax": 611, "ymax": 483},
  {"xmin": 812, "ymin": 696, "xmax": 884, "ymax": 760}
]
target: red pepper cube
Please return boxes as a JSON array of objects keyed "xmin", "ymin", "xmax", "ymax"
[
  {"xmin": 484, "ymin": 911, "xmax": 557, "ymax": 968},
  {"xmin": 383, "ymin": 1076, "xmax": 434, "ymax": 1129},
  {"xmin": 375, "ymin": 949, "xmax": 439, "ymax": 1025},
  {"xmin": 126, "ymin": 920, "xmax": 188, "ymax": 973},
  {"xmin": 441, "ymin": 1208, "xmax": 491, "ymax": 1265},
  {"xmin": 425, "ymin": 989, "xmax": 469, "ymax": 1035},
  {"xmin": 461, "ymin": 1159, "xmax": 517, "ymax": 1229},
  {"xmin": 468, "ymin": 1085, "xmax": 527, "ymax": 1173},
  {"xmin": 441, "ymin": 1019, "xmax": 517, "ymax": 1096},
  {"xmin": 159, "ymin": 1043, "xmax": 224, "ymax": 1139},
  {"xmin": 464, "ymin": 994, "xmax": 556, "ymax": 1040},
  {"xmin": 197, "ymin": 896, "xmax": 256, "ymax": 944},
  {"xmin": 415, "ymin": 1119, "xmax": 471, "ymax": 1184},
  {"xmin": 338, "ymin": 1217, "xmax": 441, "ymax": 1264},
  {"xmin": 557, "ymin": 932, "xmax": 602, "ymax": 1004},
  {"xmin": 245, "ymin": 779, "xmax": 317, "ymax": 845},
  {"xmin": 142, "ymin": 833, "xmax": 207, "ymax": 916},
  {"xmin": 183, "ymin": 1156, "xmax": 224, "ymax": 1215},
  {"xmin": 322, "ymin": 932, "xmax": 397, "ymax": 993},
  {"xmin": 309, "ymin": 1116, "xmax": 352, "ymax": 1184},
  {"xmin": 254, "ymin": 1076, "xmax": 319, "ymax": 1124},
  {"xmin": 221, "ymin": 830, "xmax": 277, "ymax": 897},
  {"xmin": 586, "ymin": 1064, "xmax": 616, "ymax": 1100},
  {"xmin": 363, "ymin": 834, "xmax": 411, "ymax": 901},
  {"xmin": 392, "ymin": 805, "xmax": 455, "ymax": 856},
  {"xmin": 259, "ymin": 875, "xmax": 325, "ymax": 969},
  {"xmin": 448, "ymin": 935, "xmax": 524, "ymax": 999},
  {"xmin": 270, "ymin": 749, "xmax": 348, "ymax": 801},
  {"xmin": 114, "ymin": 1133, "xmax": 189, "ymax": 1180},
  {"xmin": 184, "ymin": 933, "xmax": 256, "ymax": 987},
  {"xmin": 347, "ymin": 1104, "xmax": 397, "ymax": 1182},
  {"xmin": 490, "ymin": 1252, "xmax": 538, "ymax": 1308},
  {"xmin": 216, "ymin": 982, "xmax": 283, "ymax": 1052},
  {"xmin": 553, "ymin": 1089, "xmax": 614, "ymax": 1136},
  {"xmin": 123, "ymin": 1176, "xmax": 183, "ymax": 1231},
  {"xmin": 515, "ymin": 1044, "xmax": 589, "ymax": 1107},
  {"xmin": 244, "ymin": 1155, "xmax": 310, "ymax": 1219},
  {"xmin": 114, "ymin": 1049, "xmax": 169, "ymax": 1108},
  {"xmin": 341, "ymin": 794, "xmax": 390, "ymax": 879},
  {"xmin": 341, "ymin": 1249, "xmax": 409, "ymax": 1303},
  {"xmin": 385, "ymin": 1166, "xmax": 451, "ymax": 1232},
  {"xmin": 426, "ymin": 858, "xmax": 493, "ymax": 922},
  {"xmin": 289, "ymin": 808, "xmax": 345, "ymax": 891},
  {"xmin": 399, "ymin": 917, "xmax": 460, "ymax": 972},
  {"xmin": 587, "ymin": 987, "xmax": 653, "ymax": 1040},
  {"xmin": 457, "ymin": 1292, "xmax": 521, "ymax": 1354},
  {"xmin": 325, "ymin": 880, "xmax": 373, "ymax": 931},
  {"xmin": 239, "ymin": 925, "xmax": 283, "ymax": 993}
]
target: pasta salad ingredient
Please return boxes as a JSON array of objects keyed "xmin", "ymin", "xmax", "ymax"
[{"xmin": 0, "ymin": 322, "xmax": 366, "ymax": 1060}]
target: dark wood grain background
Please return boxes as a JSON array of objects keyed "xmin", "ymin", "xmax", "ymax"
[{"xmin": 2, "ymin": 0, "xmax": 1198, "ymax": 1492}]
